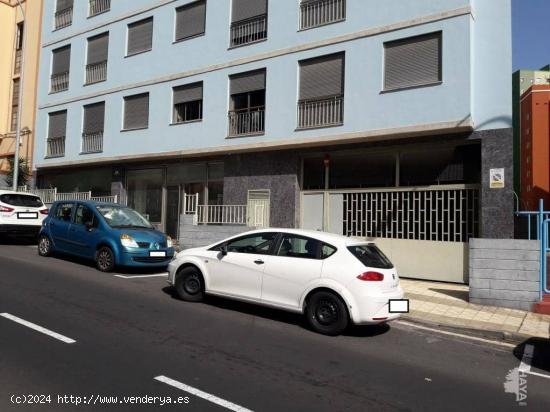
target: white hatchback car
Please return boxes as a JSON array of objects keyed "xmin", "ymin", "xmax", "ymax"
[
  {"xmin": 0, "ymin": 190, "xmax": 48, "ymax": 238},
  {"xmin": 168, "ymin": 229, "xmax": 406, "ymax": 335}
]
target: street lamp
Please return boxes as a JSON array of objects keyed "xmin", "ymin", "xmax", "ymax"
[{"xmin": 12, "ymin": 0, "xmax": 27, "ymax": 191}]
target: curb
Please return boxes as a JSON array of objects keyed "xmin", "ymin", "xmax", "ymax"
[{"xmin": 399, "ymin": 315, "xmax": 533, "ymax": 345}]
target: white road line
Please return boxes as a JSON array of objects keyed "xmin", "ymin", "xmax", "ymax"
[
  {"xmin": 114, "ymin": 273, "xmax": 168, "ymax": 279},
  {"xmin": 154, "ymin": 375, "xmax": 253, "ymax": 412},
  {"xmin": 526, "ymin": 370, "xmax": 550, "ymax": 380},
  {"xmin": 0, "ymin": 313, "xmax": 76, "ymax": 344},
  {"xmin": 395, "ymin": 320, "xmax": 516, "ymax": 348},
  {"xmin": 518, "ymin": 344, "xmax": 534, "ymax": 373}
]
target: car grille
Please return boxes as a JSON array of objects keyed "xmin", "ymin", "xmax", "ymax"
[
  {"xmin": 137, "ymin": 242, "xmax": 150, "ymax": 248},
  {"xmin": 132, "ymin": 256, "xmax": 171, "ymax": 263}
]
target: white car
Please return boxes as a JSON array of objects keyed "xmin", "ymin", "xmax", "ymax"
[
  {"xmin": 0, "ymin": 190, "xmax": 48, "ymax": 238},
  {"xmin": 168, "ymin": 229, "xmax": 406, "ymax": 335}
]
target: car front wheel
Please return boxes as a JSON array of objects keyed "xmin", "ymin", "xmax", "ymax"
[
  {"xmin": 96, "ymin": 246, "xmax": 115, "ymax": 272},
  {"xmin": 306, "ymin": 291, "xmax": 349, "ymax": 336},
  {"xmin": 175, "ymin": 267, "xmax": 204, "ymax": 302},
  {"xmin": 38, "ymin": 235, "xmax": 53, "ymax": 257}
]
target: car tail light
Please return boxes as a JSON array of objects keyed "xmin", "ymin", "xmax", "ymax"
[
  {"xmin": 357, "ymin": 271, "xmax": 384, "ymax": 281},
  {"xmin": 39, "ymin": 208, "xmax": 49, "ymax": 215},
  {"xmin": 0, "ymin": 205, "xmax": 14, "ymax": 212}
]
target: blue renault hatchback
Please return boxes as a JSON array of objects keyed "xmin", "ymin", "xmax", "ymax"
[{"xmin": 38, "ymin": 200, "xmax": 175, "ymax": 272}]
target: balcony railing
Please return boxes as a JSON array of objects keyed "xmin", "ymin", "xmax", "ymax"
[
  {"xmin": 300, "ymin": 0, "xmax": 345, "ymax": 30},
  {"xmin": 89, "ymin": 0, "xmax": 110, "ymax": 17},
  {"xmin": 81, "ymin": 131, "xmax": 103, "ymax": 154},
  {"xmin": 46, "ymin": 136, "xmax": 65, "ymax": 158},
  {"xmin": 297, "ymin": 95, "xmax": 343, "ymax": 129},
  {"xmin": 230, "ymin": 15, "xmax": 267, "ymax": 47},
  {"xmin": 228, "ymin": 106, "xmax": 265, "ymax": 137},
  {"xmin": 13, "ymin": 49, "xmax": 22, "ymax": 75},
  {"xmin": 85, "ymin": 61, "xmax": 107, "ymax": 85},
  {"xmin": 195, "ymin": 204, "xmax": 268, "ymax": 228},
  {"xmin": 54, "ymin": 7, "xmax": 73, "ymax": 30},
  {"xmin": 50, "ymin": 72, "xmax": 69, "ymax": 93}
]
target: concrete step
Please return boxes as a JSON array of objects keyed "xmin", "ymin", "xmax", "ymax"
[{"xmin": 533, "ymin": 294, "xmax": 550, "ymax": 315}]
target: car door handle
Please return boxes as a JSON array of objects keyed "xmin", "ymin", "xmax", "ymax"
[{"xmin": 254, "ymin": 259, "xmax": 264, "ymax": 265}]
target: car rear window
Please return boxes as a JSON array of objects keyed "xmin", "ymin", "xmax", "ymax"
[
  {"xmin": 0, "ymin": 194, "xmax": 43, "ymax": 208},
  {"xmin": 347, "ymin": 244, "xmax": 394, "ymax": 269}
]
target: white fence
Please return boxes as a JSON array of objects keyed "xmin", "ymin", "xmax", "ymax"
[
  {"xmin": 183, "ymin": 193, "xmax": 199, "ymax": 215},
  {"xmin": 195, "ymin": 204, "xmax": 268, "ymax": 228},
  {"xmin": 1, "ymin": 186, "xmax": 124, "ymax": 206}
]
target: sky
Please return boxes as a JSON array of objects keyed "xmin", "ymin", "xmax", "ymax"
[{"xmin": 512, "ymin": 0, "xmax": 550, "ymax": 71}]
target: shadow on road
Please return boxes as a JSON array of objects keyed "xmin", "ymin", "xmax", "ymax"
[
  {"xmin": 0, "ymin": 236, "xmax": 37, "ymax": 246},
  {"xmin": 513, "ymin": 337, "xmax": 550, "ymax": 373},
  {"xmin": 429, "ymin": 288, "xmax": 469, "ymax": 302},
  {"xmin": 162, "ymin": 286, "xmax": 391, "ymax": 338}
]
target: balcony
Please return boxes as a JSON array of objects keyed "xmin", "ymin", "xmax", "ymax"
[
  {"xmin": 50, "ymin": 72, "xmax": 69, "ymax": 93},
  {"xmin": 46, "ymin": 136, "xmax": 65, "ymax": 158},
  {"xmin": 230, "ymin": 15, "xmax": 267, "ymax": 47},
  {"xmin": 13, "ymin": 49, "xmax": 22, "ymax": 75},
  {"xmin": 85, "ymin": 61, "xmax": 107, "ymax": 85},
  {"xmin": 297, "ymin": 95, "xmax": 343, "ymax": 129},
  {"xmin": 228, "ymin": 107, "xmax": 265, "ymax": 137},
  {"xmin": 300, "ymin": 0, "xmax": 345, "ymax": 30},
  {"xmin": 54, "ymin": 7, "xmax": 73, "ymax": 30},
  {"xmin": 81, "ymin": 131, "xmax": 103, "ymax": 154},
  {"xmin": 89, "ymin": 0, "xmax": 110, "ymax": 17}
]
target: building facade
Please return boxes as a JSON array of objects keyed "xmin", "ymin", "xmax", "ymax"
[
  {"xmin": 0, "ymin": 0, "xmax": 43, "ymax": 186},
  {"xmin": 34, "ymin": 0, "xmax": 513, "ymax": 282}
]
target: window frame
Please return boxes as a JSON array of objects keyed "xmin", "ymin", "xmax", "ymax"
[
  {"xmin": 171, "ymin": 81, "xmax": 204, "ymax": 125},
  {"xmin": 173, "ymin": 0, "xmax": 207, "ymax": 44},
  {"xmin": 74, "ymin": 203, "xmax": 98, "ymax": 227},
  {"xmin": 126, "ymin": 17, "xmax": 154, "ymax": 58},
  {"xmin": 209, "ymin": 232, "xmax": 279, "ymax": 255},
  {"xmin": 122, "ymin": 92, "xmax": 150, "ymax": 131},
  {"xmin": 54, "ymin": 202, "xmax": 75, "ymax": 222}
]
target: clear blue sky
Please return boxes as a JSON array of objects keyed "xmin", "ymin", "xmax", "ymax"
[{"xmin": 512, "ymin": 0, "xmax": 550, "ymax": 71}]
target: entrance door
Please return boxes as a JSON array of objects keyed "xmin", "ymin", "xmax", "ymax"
[
  {"xmin": 165, "ymin": 186, "xmax": 180, "ymax": 240},
  {"xmin": 301, "ymin": 192, "xmax": 324, "ymax": 231},
  {"xmin": 126, "ymin": 169, "xmax": 163, "ymax": 230}
]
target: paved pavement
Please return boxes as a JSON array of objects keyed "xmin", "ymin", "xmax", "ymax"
[
  {"xmin": 0, "ymin": 242, "xmax": 550, "ymax": 411},
  {"xmin": 401, "ymin": 278, "xmax": 550, "ymax": 340}
]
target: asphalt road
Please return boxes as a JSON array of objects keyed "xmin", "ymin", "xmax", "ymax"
[{"xmin": 0, "ymin": 241, "xmax": 549, "ymax": 412}]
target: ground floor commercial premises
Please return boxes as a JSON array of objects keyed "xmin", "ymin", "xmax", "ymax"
[{"xmin": 36, "ymin": 128, "xmax": 513, "ymax": 284}]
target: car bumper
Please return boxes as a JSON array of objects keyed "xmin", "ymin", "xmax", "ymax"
[
  {"xmin": 0, "ymin": 224, "xmax": 42, "ymax": 236},
  {"xmin": 118, "ymin": 248, "xmax": 175, "ymax": 267},
  {"xmin": 351, "ymin": 286, "xmax": 405, "ymax": 325}
]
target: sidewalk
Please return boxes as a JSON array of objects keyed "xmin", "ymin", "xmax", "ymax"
[{"xmin": 400, "ymin": 278, "xmax": 550, "ymax": 342}]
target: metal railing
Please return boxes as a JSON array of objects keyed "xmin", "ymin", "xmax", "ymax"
[
  {"xmin": 46, "ymin": 136, "xmax": 65, "ymax": 158},
  {"xmin": 540, "ymin": 218, "xmax": 550, "ymax": 300},
  {"xmin": 10, "ymin": 186, "xmax": 58, "ymax": 204},
  {"xmin": 182, "ymin": 193, "xmax": 199, "ymax": 215},
  {"xmin": 56, "ymin": 191, "xmax": 92, "ymax": 201},
  {"xmin": 297, "ymin": 95, "xmax": 343, "ymax": 129},
  {"xmin": 300, "ymin": 0, "xmax": 346, "ymax": 30},
  {"xmin": 195, "ymin": 204, "xmax": 268, "ymax": 227},
  {"xmin": 230, "ymin": 15, "xmax": 267, "ymax": 47},
  {"xmin": 50, "ymin": 72, "xmax": 69, "ymax": 93},
  {"xmin": 228, "ymin": 107, "xmax": 265, "ymax": 137},
  {"xmin": 14, "ymin": 49, "xmax": 22, "ymax": 75},
  {"xmin": 54, "ymin": 7, "xmax": 73, "ymax": 30},
  {"xmin": 3, "ymin": 185, "xmax": 125, "ymax": 206},
  {"xmin": 81, "ymin": 131, "xmax": 103, "ymax": 154},
  {"xmin": 85, "ymin": 60, "xmax": 107, "ymax": 84},
  {"xmin": 91, "ymin": 195, "xmax": 118, "ymax": 203},
  {"xmin": 89, "ymin": 0, "xmax": 110, "ymax": 16}
]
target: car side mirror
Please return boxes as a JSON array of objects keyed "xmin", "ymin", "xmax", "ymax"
[{"xmin": 220, "ymin": 245, "xmax": 228, "ymax": 256}]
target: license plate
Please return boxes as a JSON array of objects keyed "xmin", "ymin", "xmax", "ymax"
[
  {"xmin": 389, "ymin": 299, "xmax": 409, "ymax": 313},
  {"xmin": 149, "ymin": 251, "xmax": 166, "ymax": 257},
  {"xmin": 17, "ymin": 212, "xmax": 38, "ymax": 219}
]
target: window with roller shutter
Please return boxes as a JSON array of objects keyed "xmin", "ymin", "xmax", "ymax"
[
  {"xmin": 228, "ymin": 69, "xmax": 266, "ymax": 136},
  {"xmin": 86, "ymin": 32, "xmax": 109, "ymax": 85},
  {"xmin": 173, "ymin": 82, "xmax": 203, "ymax": 123},
  {"xmin": 47, "ymin": 110, "xmax": 67, "ymax": 158},
  {"xmin": 55, "ymin": 0, "xmax": 73, "ymax": 30},
  {"xmin": 123, "ymin": 93, "xmax": 149, "ymax": 130},
  {"xmin": 127, "ymin": 17, "xmax": 153, "ymax": 56},
  {"xmin": 51, "ymin": 45, "xmax": 71, "ymax": 93},
  {"xmin": 230, "ymin": 0, "xmax": 268, "ymax": 47},
  {"xmin": 82, "ymin": 102, "xmax": 105, "ymax": 154},
  {"xmin": 175, "ymin": 0, "xmax": 206, "ymax": 42}
]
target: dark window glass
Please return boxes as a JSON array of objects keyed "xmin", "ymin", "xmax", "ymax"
[
  {"xmin": 54, "ymin": 203, "xmax": 73, "ymax": 221},
  {"xmin": 222, "ymin": 232, "xmax": 277, "ymax": 254},
  {"xmin": 329, "ymin": 153, "xmax": 396, "ymax": 189},
  {"xmin": 277, "ymin": 234, "xmax": 320, "ymax": 259},
  {"xmin": 174, "ymin": 100, "xmax": 202, "ymax": 123},
  {"xmin": 348, "ymin": 244, "xmax": 394, "ymax": 269},
  {"xmin": 321, "ymin": 243, "xmax": 337, "ymax": 259},
  {"xmin": 302, "ymin": 157, "xmax": 325, "ymax": 190},
  {"xmin": 0, "ymin": 194, "xmax": 43, "ymax": 208},
  {"xmin": 74, "ymin": 205, "xmax": 96, "ymax": 226}
]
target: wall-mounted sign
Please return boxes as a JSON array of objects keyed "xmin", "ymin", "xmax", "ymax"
[{"xmin": 490, "ymin": 168, "xmax": 505, "ymax": 189}]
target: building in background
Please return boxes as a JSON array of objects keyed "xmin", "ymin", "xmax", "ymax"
[
  {"xmin": 34, "ymin": 0, "xmax": 513, "ymax": 283},
  {"xmin": 512, "ymin": 65, "xmax": 550, "ymax": 198},
  {"xmin": 0, "ymin": 0, "xmax": 43, "ymax": 186}
]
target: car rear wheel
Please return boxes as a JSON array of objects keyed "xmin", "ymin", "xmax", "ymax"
[
  {"xmin": 38, "ymin": 235, "xmax": 52, "ymax": 257},
  {"xmin": 306, "ymin": 291, "xmax": 349, "ymax": 336},
  {"xmin": 175, "ymin": 267, "xmax": 204, "ymax": 302},
  {"xmin": 96, "ymin": 246, "xmax": 115, "ymax": 272}
]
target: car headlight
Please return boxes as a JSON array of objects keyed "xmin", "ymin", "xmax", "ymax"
[
  {"xmin": 166, "ymin": 236, "xmax": 173, "ymax": 248},
  {"xmin": 120, "ymin": 234, "xmax": 139, "ymax": 248}
]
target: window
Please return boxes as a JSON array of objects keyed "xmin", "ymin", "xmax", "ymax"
[
  {"xmin": 175, "ymin": 0, "xmax": 206, "ymax": 42},
  {"xmin": 230, "ymin": 0, "xmax": 268, "ymax": 47},
  {"xmin": 14, "ymin": 23, "xmax": 23, "ymax": 75},
  {"xmin": 347, "ymin": 245, "xmax": 394, "ymax": 269},
  {"xmin": 74, "ymin": 205, "xmax": 96, "ymax": 227},
  {"xmin": 298, "ymin": 52, "xmax": 344, "ymax": 129},
  {"xmin": 228, "ymin": 69, "xmax": 266, "ymax": 136},
  {"xmin": 172, "ymin": 82, "xmax": 203, "ymax": 123},
  {"xmin": 123, "ymin": 93, "xmax": 149, "ymax": 130},
  {"xmin": 86, "ymin": 32, "xmax": 109, "ymax": 84},
  {"xmin": 55, "ymin": 0, "xmax": 73, "ymax": 29},
  {"xmin": 47, "ymin": 110, "xmax": 67, "ymax": 158},
  {"xmin": 329, "ymin": 152, "xmax": 396, "ymax": 189},
  {"xmin": 54, "ymin": 203, "xmax": 74, "ymax": 222},
  {"xmin": 321, "ymin": 243, "xmax": 337, "ymax": 259},
  {"xmin": 89, "ymin": 0, "xmax": 110, "ymax": 17},
  {"xmin": 220, "ymin": 232, "xmax": 277, "ymax": 254},
  {"xmin": 0, "ymin": 194, "xmax": 43, "ymax": 208},
  {"xmin": 10, "ymin": 79, "xmax": 20, "ymax": 132},
  {"xmin": 300, "ymin": 0, "xmax": 346, "ymax": 30},
  {"xmin": 51, "ymin": 45, "xmax": 71, "ymax": 93},
  {"xmin": 127, "ymin": 17, "xmax": 153, "ymax": 56},
  {"xmin": 277, "ymin": 234, "xmax": 320, "ymax": 259},
  {"xmin": 384, "ymin": 32, "xmax": 442, "ymax": 91},
  {"xmin": 82, "ymin": 102, "xmax": 105, "ymax": 154}
]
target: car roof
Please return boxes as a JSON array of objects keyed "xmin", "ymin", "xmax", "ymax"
[
  {"xmin": 237, "ymin": 228, "xmax": 373, "ymax": 247},
  {"xmin": 0, "ymin": 190, "xmax": 41, "ymax": 197},
  {"xmin": 52, "ymin": 200, "xmax": 120, "ymax": 207}
]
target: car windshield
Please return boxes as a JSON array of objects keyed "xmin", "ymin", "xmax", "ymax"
[
  {"xmin": 0, "ymin": 194, "xmax": 43, "ymax": 208},
  {"xmin": 96, "ymin": 205, "xmax": 153, "ymax": 229},
  {"xmin": 348, "ymin": 244, "xmax": 394, "ymax": 269}
]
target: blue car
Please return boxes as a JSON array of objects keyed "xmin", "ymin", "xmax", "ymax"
[{"xmin": 38, "ymin": 200, "xmax": 175, "ymax": 272}]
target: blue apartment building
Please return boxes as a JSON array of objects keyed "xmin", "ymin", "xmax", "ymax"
[{"xmin": 34, "ymin": 0, "xmax": 513, "ymax": 282}]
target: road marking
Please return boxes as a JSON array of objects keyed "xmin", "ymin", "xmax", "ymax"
[
  {"xmin": 526, "ymin": 370, "xmax": 550, "ymax": 380},
  {"xmin": 0, "ymin": 313, "xmax": 76, "ymax": 344},
  {"xmin": 114, "ymin": 273, "xmax": 168, "ymax": 279},
  {"xmin": 518, "ymin": 344, "xmax": 534, "ymax": 373},
  {"xmin": 395, "ymin": 320, "xmax": 516, "ymax": 348},
  {"xmin": 154, "ymin": 375, "xmax": 253, "ymax": 412}
]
